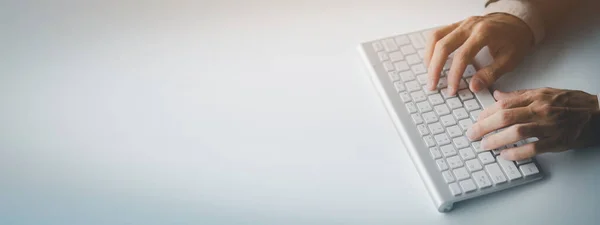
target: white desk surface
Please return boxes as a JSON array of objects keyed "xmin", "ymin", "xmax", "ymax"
[{"xmin": 2, "ymin": 1, "xmax": 600, "ymax": 224}]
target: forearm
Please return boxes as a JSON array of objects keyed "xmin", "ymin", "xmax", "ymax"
[{"xmin": 529, "ymin": 0, "xmax": 583, "ymax": 31}]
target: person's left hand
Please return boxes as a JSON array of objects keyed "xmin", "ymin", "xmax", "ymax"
[{"xmin": 466, "ymin": 88, "xmax": 600, "ymax": 161}]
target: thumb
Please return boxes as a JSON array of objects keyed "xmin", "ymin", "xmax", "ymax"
[{"xmin": 469, "ymin": 54, "xmax": 514, "ymax": 93}]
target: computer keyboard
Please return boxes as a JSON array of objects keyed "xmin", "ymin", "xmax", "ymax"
[{"xmin": 358, "ymin": 28, "xmax": 544, "ymax": 212}]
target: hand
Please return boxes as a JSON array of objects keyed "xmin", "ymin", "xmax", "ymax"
[
  {"xmin": 424, "ymin": 13, "xmax": 534, "ymax": 96},
  {"xmin": 466, "ymin": 88, "xmax": 600, "ymax": 161}
]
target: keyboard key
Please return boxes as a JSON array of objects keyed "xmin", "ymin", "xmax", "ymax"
[
  {"xmin": 372, "ymin": 41, "xmax": 383, "ymax": 52},
  {"xmin": 383, "ymin": 61, "xmax": 395, "ymax": 72},
  {"xmin": 485, "ymin": 163, "xmax": 507, "ymax": 184},
  {"xmin": 434, "ymin": 104, "xmax": 451, "ymax": 116},
  {"xmin": 409, "ymin": 33, "xmax": 426, "ymax": 49},
  {"xmin": 417, "ymin": 124, "xmax": 430, "ymax": 136},
  {"xmin": 447, "ymin": 155, "xmax": 464, "ymax": 169},
  {"xmin": 458, "ymin": 119, "xmax": 473, "ymax": 131},
  {"xmin": 393, "ymin": 81, "xmax": 405, "ymax": 93},
  {"xmin": 411, "ymin": 91, "xmax": 427, "ymax": 102},
  {"xmin": 406, "ymin": 54, "xmax": 421, "ymax": 65},
  {"xmin": 394, "ymin": 35, "xmax": 410, "ymax": 45},
  {"xmin": 424, "ymin": 88, "xmax": 438, "ymax": 95},
  {"xmin": 465, "ymin": 77, "xmax": 472, "ymax": 84},
  {"xmin": 446, "ymin": 98, "xmax": 462, "ymax": 109},
  {"xmin": 383, "ymin": 38, "xmax": 399, "ymax": 52},
  {"xmin": 417, "ymin": 49, "xmax": 425, "ymax": 59},
  {"xmin": 437, "ymin": 77, "xmax": 448, "ymax": 89},
  {"xmin": 471, "ymin": 141, "xmax": 482, "ymax": 152},
  {"xmin": 453, "ymin": 108, "xmax": 469, "ymax": 120},
  {"xmin": 519, "ymin": 163, "xmax": 540, "ymax": 177},
  {"xmin": 388, "ymin": 72, "xmax": 400, "ymax": 81},
  {"xmin": 470, "ymin": 109, "xmax": 482, "ymax": 121},
  {"xmin": 516, "ymin": 158, "xmax": 532, "ymax": 165},
  {"xmin": 442, "ymin": 171, "xmax": 455, "ymax": 183},
  {"xmin": 443, "ymin": 59, "xmax": 453, "ymax": 70},
  {"xmin": 440, "ymin": 144, "xmax": 457, "ymax": 157},
  {"xmin": 411, "ymin": 113, "xmax": 423, "ymax": 124},
  {"xmin": 399, "ymin": 92, "xmax": 411, "ymax": 102},
  {"xmin": 405, "ymin": 102, "xmax": 417, "ymax": 113},
  {"xmin": 406, "ymin": 81, "xmax": 421, "ymax": 92},
  {"xmin": 464, "ymin": 99, "xmax": 480, "ymax": 111},
  {"xmin": 440, "ymin": 88, "xmax": 451, "ymax": 99},
  {"xmin": 428, "ymin": 122, "xmax": 445, "ymax": 135},
  {"xmin": 411, "ymin": 64, "xmax": 427, "ymax": 74},
  {"xmin": 459, "ymin": 179, "xmax": 477, "ymax": 193},
  {"xmin": 428, "ymin": 94, "xmax": 444, "ymax": 105},
  {"xmin": 447, "ymin": 125, "xmax": 462, "ymax": 138},
  {"xmin": 492, "ymin": 148, "xmax": 502, "ymax": 155},
  {"xmin": 430, "ymin": 147, "xmax": 442, "ymax": 159},
  {"xmin": 478, "ymin": 152, "xmax": 495, "ymax": 164},
  {"xmin": 423, "ymin": 135, "xmax": 436, "ymax": 147},
  {"xmin": 465, "ymin": 159, "xmax": 483, "ymax": 172},
  {"xmin": 463, "ymin": 64, "xmax": 476, "ymax": 77},
  {"xmin": 378, "ymin": 52, "xmax": 389, "ymax": 61},
  {"xmin": 422, "ymin": 112, "xmax": 438, "ymax": 124},
  {"xmin": 472, "ymin": 170, "xmax": 492, "ymax": 189},
  {"xmin": 434, "ymin": 133, "xmax": 451, "ymax": 146},
  {"xmin": 440, "ymin": 114, "xmax": 456, "ymax": 126},
  {"xmin": 449, "ymin": 183, "xmax": 461, "ymax": 196},
  {"xmin": 416, "ymin": 74, "xmax": 428, "ymax": 85},
  {"xmin": 399, "ymin": 71, "xmax": 416, "ymax": 81},
  {"xmin": 436, "ymin": 159, "xmax": 449, "ymax": 171},
  {"xmin": 453, "ymin": 167, "xmax": 470, "ymax": 181},
  {"xmin": 389, "ymin": 51, "xmax": 404, "ymax": 62},
  {"xmin": 394, "ymin": 61, "xmax": 410, "ymax": 71},
  {"xmin": 400, "ymin": 45, "xmax": 416, "ymax": 55},
  {"xmin": 497, "ymin": 157, "xmax": 522, "ymax": 181},
  {"xmin": 453, "ymin": 136, "xmax": 469, "ymax": 149},
  {"xmin": 459, "ymin": 147, "xmax": 476, "ymax": 160},
  {"xmin": 457, "ymin": 89, "xmax": 473, "ymax": 101},
  {"xmin": 416, "ymin": 101, "xmax": 433, "ymax": 113}
]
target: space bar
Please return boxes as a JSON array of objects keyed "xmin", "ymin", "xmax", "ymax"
[{"xmin": 474, "ymin": 89, "xmax": 496, "ymax": 109}]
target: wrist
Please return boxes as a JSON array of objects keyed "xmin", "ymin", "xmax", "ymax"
[{"xmin": 484, "ymin": 0, "xmax": 545, "ymax": 45}]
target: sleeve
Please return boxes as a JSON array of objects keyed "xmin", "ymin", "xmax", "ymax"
[
  {"xmin": 597, "ymin": 94, "xmax": 600, "ymax": 110},
  {"xmin": 483, "ymin": 0, "xmax": 545, "ymax": 45}
]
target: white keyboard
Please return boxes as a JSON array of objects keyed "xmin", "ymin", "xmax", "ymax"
[{"xmin": 358, "ymin": 28, "xmax": 543, "ymax": 212}]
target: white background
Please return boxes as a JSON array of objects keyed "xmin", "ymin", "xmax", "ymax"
[{"xmin": 1, "ymin": 0, "xmax": 600, "ymax": 224}]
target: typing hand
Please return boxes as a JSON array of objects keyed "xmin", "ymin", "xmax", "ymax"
[
  {"xmin": 424, "ymin": 13, "xmax": 533, "ymax": 96},
  {"xmin": 466, "ymin": 88, "xmax": 600, "ymax": 161}
]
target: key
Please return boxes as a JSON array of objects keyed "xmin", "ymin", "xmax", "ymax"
[
  {"xmin": 472, "ymin": 170, "xmax": 492, "ymax": 189},
  {"xmin": 442, "ymin": 171, "xmax": 455, "ymax": 183},
  {"xmin": 411, "ymin": 64, "xmax": 427, "ymax": 75},
  {"xmin": 399, "ymin": 71, "xmax": 416, "ymax": 81},
  {"xmin": 417, "ymin": 49, "xmax": 425, "ymax": 59},
  {"xmin": 437, "ymin": 77, "xmax": 448, "ymax": 89},
  {"xmin": 383, "ymin": 38, "xmax": 398, "ymax": 52},
  {"xmin": 465, "ymin": 77, "xmax": 472, "ymax": 84},
  {"xmin": 406, "ymin": 81, "xmax": 421, "ymax": 92},
  {"xmin": 423, "ymin": 135, "xmax": 436, "ymax": 147},
  {"xmin": 440, "ymin": 144, "xmax": 457, "ymax": 157},
  {"xmin": 372, "ymin": 42, "xmax": 383, "ymax": 52},
  {"xmin": 422, "ymin": 112, "xmax": 438, "ymax": 124},
  {"xmin": 471, "ymin": 141, "xmax": 482, "ymax": 152},
  {"xmin": 424, "ymin": 88, "xmax": 438, "ymax": 95},
  {"xmin": 383, "ymin": 61, "xmax": 395, "ymax": 72},
  {"xmin": 428, "ymin": 94, "xmax": 444, "ymax": 105},
  {"xmin": 378, "ymin": 52, "xmax": 389, "ymax": 61},
  {"xmin": 519, "ymin": 163, "xmax": 540, "ymax": 177},
  {"xmin": 395, "ymin": 61, "xmax": 410, "ymax": 71},
  {"xmin": 409, "ymin": 33, "xmax": 426, "ymax": 48},
  {"xmin": 434, "ymin": 104, "xmax": 451, "ymax": 116},
  {"xmin": 453, "ymin": 136, "xmax": 469, "ymax": 149},
  {"xmin": 411, "ymin": 113, "xmax": 423, "ymax": 124},
  {"xmin": 453, "ymin": 108, "xmax": 469, "ymax": 120},
  {"xmin": 464, "ymin": 99, "xmax": 480, "ymax": 111},
  {"xmin": 400, "ymin": 45, "xmax": 416, "ymax": 55},
  {"xmin": 463, "ymin": 64, "xmax": 476, "ymax": 77},
  {"xmin": 465, "ymin": 159, "xmax": 483, "ymax": 172},
  {"xmin": 478, "ymin": 152, "xmax": 495, "ymax": 164},
  {"xmin": 428, "ymin": 122, "xmax": 445, "ymax": 135},
  {"xmin": 405, "ymin": 102, "xmax": 417, "ymax": 113},
  {"xmin": 459, "ymin": 147, "xmax": 476, "ymax": 160},
  {"xmin": 447, "ymin": 125, "xmax": 462, "ymax": 138},
  {"xmin": 388, "ymin": 72, "xmax": 400, "ymax": 81},
  {"xmin": 416, "ymin": 74, "xmax": 428, "ymax": 85},
  {"xmin": 411, "ymin": 91, "xmax": 427, "ymax": 102},
  {"xmin": 457, "ymin": 89, "xmax": 473, "ymax": 101},
  {"xmin": 416, "ymin": 101, "xmax": 433, "ymax": 113},
  {"xmin": 443, "ymin": 59, "xmax": 453, "ymax": 70},
  {"xmin": 446, "ymin": 98, "xmax": 462, "ymax": 109},
  {"xmin": 430, "ymin": 147, "xmax": 442, "ymax": 159},
  {"xmin": 516, "ymin": 158, "xmax": 532, "ymax": 165},
  {"xmin": 417, "ymin": 124, "xmax": 430, "ymax": 136},
  {"xmin": 436, "ymin": 159, "xmax": 449, "ymax": 171},
  {"xmin": 458, "ymin": 79, "xmax": 468, "ymax": 90},
  {"xmin": 399, "ymin": 92, "xmax": 411, "ymax": 102},
  {"xmin": 470, "ymin": 109, "xmax": 482, "ymax": 121},
  {"xmin": 406, "ymin": 54, "xmax": 421, "ymax": 65},
  {"xmin": 497, "ymin": 157, "xmax": 522, "ymax": 181},
  {"xmin": 474, "ymin": 89, "xmax": 496, "ymax": 109},
  {"xmin": 459, "ymin": 179, "xmax": 477, "ymax": 193},
  {"xmin": 393, "ymin": 81, "xmax": 405, "ymax": 92},
  {"xmin": 447, "ymin": 155, "xmax": 464, "ymax": 169},
  {"xmin": 449, "ymin": 183, "xmax": 462, "ymax": 196},
  {"xmin": 434, "ymin": 133, "xmax": 451, "ymax": 146},
  {"xmin": 458, "ymin": 119, "xmax": 473, "ymax": 131},
  {"xmin": 440, "ymin": 88, "xmax": 451, "ymax": 99},
  {"xmin": 485, "ymin": 163, "xmax": 507, "ymax": 184},
  {"xmin": 453, "ymin": 167, "xmax": 470, "ymax": 181},
  {"xmin": 389, "ymin": 51, "xmax": 404, "ymax": 62},
  {"xmin": 440, "ymin": 114, "xmax": 456, "ymax": 126},
  {"xmin": 395, "ymin": 35, "xmax": 410, "ymax": 45},
  {"xmin": 492, "ymin": 148, "xmax": 502, "ymax": 155}
]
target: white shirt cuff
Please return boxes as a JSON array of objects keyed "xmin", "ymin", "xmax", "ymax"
[
  {"xmin": 597, "ymin": 94, "xmax": 600, "ymax": 110},
  {"xmin": 484, "ymin": 0, "xmax": 545, "ymax": 45}
]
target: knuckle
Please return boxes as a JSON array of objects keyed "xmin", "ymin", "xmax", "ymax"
[
  {"xmin": 432, "ymin": 29, "xmax": 446, "ymax": 40},
  {"xmin": 474, "ymin": 22, "xmax": 492, "ymax": 33},
  {"xmin": 497, "ymin": 99, "xmax": 510, "ymax": 109},
  {"xmin": 464, "ymin": 16, "xmax": 482, "ymax": 24},
  {"xmin": 434, "ymin": 41, "xmax": 450, "ymax": 55}
]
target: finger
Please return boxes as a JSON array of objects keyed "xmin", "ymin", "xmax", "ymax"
[
  {"xmin": 480, "ymin": 123, "xmax": 540, "ymax": 150},
  {"xmin": 469, "ymin": 53, "xmax": 515, "ymax": 93},
  {"xmin": 446, "ymin": 33, "xmax": 488, "ymax": 96},
  {"xmin": 478, "ymin": 95, "xmax": 531, "ymax": 121},
  {"xmin": 424, "ymin": 22, "xmax": 461, "ymax": 67},
  {"xmin": 493, "ymin": 89, "xmax": 529, "ymax": 101},
  {"xmin": 467, "ymin": 107, "xmax": 533, "ymax": 140},
  {"xmin": 500, "ymin": 138, "xmax": 563, "ymax": 161},
  {"xmin": 427, "ymin": 29, "xmax": 469, "ymax": 91}
]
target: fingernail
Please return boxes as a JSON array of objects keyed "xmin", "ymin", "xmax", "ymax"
[
  {"xmin": 480, "ymin": 139, "xmax": 488, "ymax": 149},
  {"xmin": 466, "ymin": 129, "xmax": 475, "ymax": 140},
  {"xmin": 448, "ymin": 87, "xmax": 455, "ymax": 96},
  {"xmin": 499, "ymin": 150, "xmax": 512, "ymax": 160},
  {"xmin": 471, "ymin": 77, "xmax": 485, "ymax": 92},
  {"xmin": 428, "ymin": 83, "xmax": 435, "ymax": 91}
]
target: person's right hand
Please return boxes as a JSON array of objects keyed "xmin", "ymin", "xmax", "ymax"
[{"xmin": 424, "ymin": 13, "xmax": 535, "ymax": 96}]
